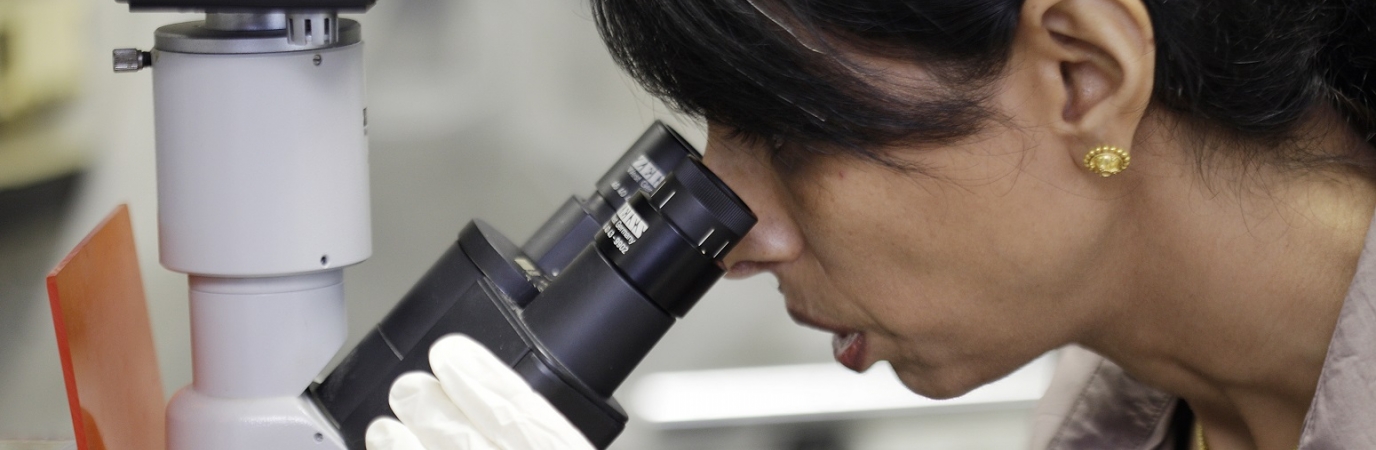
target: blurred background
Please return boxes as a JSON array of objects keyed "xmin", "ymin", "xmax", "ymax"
[{"xmin": 0, "ymin": 0, "xmax": 1037, "ymax": 448}]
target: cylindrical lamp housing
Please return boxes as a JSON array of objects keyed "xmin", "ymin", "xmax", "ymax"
[{"xmin": 152, "ymin": 28, "xmax": 370, "ymax": 277}]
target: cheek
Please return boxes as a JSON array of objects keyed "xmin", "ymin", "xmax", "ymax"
[
  {"xmin": 786, "ymin": 146, "xmax": 1108, "ymax": 341},
  {"xmin": 781, "ymin": 171, "xmax": 965, "ymax": 330}
]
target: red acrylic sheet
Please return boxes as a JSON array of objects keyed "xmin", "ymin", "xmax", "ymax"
[{"xmin": 46, "ymin": 204, "xmax": 165, "ymax": 450}]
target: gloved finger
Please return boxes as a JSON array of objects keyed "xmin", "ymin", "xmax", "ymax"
[
  {"xmin": 388, "ymin": 371, "xmax": 500, "ymax": 450},
  {"xmin": 430, "ymin": 335, "xmax": 595, "ymax": 450},
  {"xmin": 504, "ymin": 389, "xmax": 596, "ymax": 449},
  {"xmin": 365, "ymin": 417, "xmax": 425, "ymax": 450},
  {"xmin": 430, "ymin": 335, "xmax": 530, "ymax": 399}
]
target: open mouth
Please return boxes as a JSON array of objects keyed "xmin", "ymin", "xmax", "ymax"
[
  {"xmin": 831, "ymin": 332, "xmax": 867, "ymax": 372},
  {"xmin": 788, "ymin": 307, "xmax": 868, "ymax": 372}
]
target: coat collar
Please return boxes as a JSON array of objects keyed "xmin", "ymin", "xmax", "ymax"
[{"xmin": 1297, "ymin": 209, "xmax": 1376, "ymax": 448}]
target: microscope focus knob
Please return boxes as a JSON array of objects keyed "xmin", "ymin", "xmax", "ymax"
[{"xmin": 112, "ymin": 48, "xmax": 152, "ymax": 73}]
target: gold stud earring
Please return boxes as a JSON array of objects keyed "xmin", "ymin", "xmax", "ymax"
[{"xmin": 1083, "ymin": 145, "xmax": 1130, "ymax": 177}]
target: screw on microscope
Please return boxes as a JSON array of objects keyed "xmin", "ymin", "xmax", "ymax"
[{"xmin": 113, "ymin": 48, "xmax": 152, "ymax": 73}]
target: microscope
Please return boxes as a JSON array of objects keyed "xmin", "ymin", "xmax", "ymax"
[{"xmin": 113, "ymin": 1, "xmax": 755, "ymax": 449}]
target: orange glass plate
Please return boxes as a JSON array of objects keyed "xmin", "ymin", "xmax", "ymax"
[{"xmin": 46, "ymin": 204, "xmax": 165, "ymax": 450}]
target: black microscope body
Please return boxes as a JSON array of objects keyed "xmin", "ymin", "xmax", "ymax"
[{"xmin": 310, "ymin": 123, "xmax": 756, "ymax": 449}]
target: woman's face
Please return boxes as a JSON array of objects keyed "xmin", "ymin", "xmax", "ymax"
[
  {"xmin": 693, "ymin": 0, "xmax": 1160, "ymax": 400},
  {"xmin": 704, "ymin": 85, "xmax": 1132, "ymax": 398}
]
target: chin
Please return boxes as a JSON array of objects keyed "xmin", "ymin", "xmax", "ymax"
[{"xmin": 892, "ymin": 366, "xmax": 985, "ymax": 400}]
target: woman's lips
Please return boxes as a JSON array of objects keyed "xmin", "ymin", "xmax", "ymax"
[
  {"xmin": 787, "ymin": 307, "xmax": 869, "ymax": 372},
  {"xmin": 833, "ymin": 332, "xmax": 867, "ymax": 372}
]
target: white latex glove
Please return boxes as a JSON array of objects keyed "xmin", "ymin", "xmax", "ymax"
[{"xmin": 365, "ymin": 334, "xmax": 596, "ymax": 450}]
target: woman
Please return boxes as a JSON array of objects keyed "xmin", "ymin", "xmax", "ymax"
[
  {"xmin": 595, "ymin": 0, "xmax": 1376, "ymax": 448},
  {"xmin": 368, "ymin": 0, "xmax": 1376, "ymax": 449}
]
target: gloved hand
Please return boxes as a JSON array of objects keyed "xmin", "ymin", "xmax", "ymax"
[{"xmin": 365, "ymin": 334, "xmax": 596, "ymax": 450}]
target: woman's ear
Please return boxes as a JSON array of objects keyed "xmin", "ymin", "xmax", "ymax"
[{"xmin": 1016, "ymin": 0, "xmax": 1155, "ymax": 147}]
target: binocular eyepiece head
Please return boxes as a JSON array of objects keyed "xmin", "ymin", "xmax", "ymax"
[{"xmin": 313, "ymin": 122, "xmax": 757, "ymax": 449}]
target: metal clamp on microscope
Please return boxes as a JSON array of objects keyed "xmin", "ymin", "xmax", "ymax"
[{"xmin": 113, "ymin": 1, "xmax": 755, "ymax": 448}]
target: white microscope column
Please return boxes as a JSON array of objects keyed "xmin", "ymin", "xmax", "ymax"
[{"xmin": 152, "ymin": 17, "xmax": 370, "ymax": 450}]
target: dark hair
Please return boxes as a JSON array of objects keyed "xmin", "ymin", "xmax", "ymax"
[{"xmin": 591, "ymin": 0, "xmax": 1376, "ymax": 165}]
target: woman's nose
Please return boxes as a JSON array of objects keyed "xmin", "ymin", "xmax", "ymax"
[{"xmin": 702, "ymin": 131, "xmax": 804, "ymax": 279}]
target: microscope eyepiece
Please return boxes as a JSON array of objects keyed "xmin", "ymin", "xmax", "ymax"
[
  {"xmin": 313, "ymin": 124, "xmax": 756, "ymax": 449},
  {"xmin": 648, "ymin": 157, "xmax": 754, "ymax": 259},
  {"xmin": 592, "ymin": 156, "xmax": 755, "ymax": 317},
  {"xmin": 524, "ymin": 155, "xmax": 755, "ymax": 398},
  {"xmin": 522, "ymin": 121, "xmax": 701, "ymax": 276},
  {"xmin": 593, "ymin": 122, "xmax": 702, "ymax": 209}
]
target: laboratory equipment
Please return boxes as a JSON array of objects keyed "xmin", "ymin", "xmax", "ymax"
[
  {"xmin": 114, "ymin": 2, "xmax": 373, "ymax": 449},
  {"xmin": 312, "ymin": 124, "xmax": 755, "ymax": 449},
  {"xmin": 112, "ymin": 0, "xmax": 754, "ymax": 447}
]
